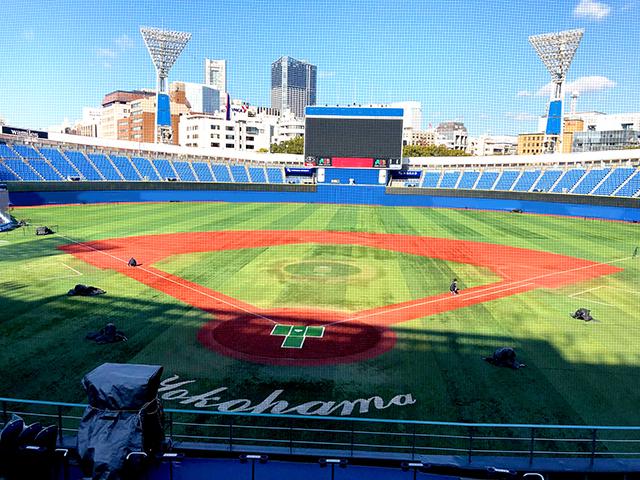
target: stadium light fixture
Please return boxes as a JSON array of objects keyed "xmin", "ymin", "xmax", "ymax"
[
  {"xmin": 528, "ymin": 29, "xmax": 584, "ymax": 154},
  {"xmin": 140, "ymin": 26, "xmax": 192, "ymax": 144}
]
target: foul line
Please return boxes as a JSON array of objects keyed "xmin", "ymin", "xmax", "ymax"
[
  {"xmin": 55, "ymin": 233, "xmax": 278, "ymax": 324},
  {"xmin": 327, "ymin": 255, "xmax": 631, "ymax": 327}
]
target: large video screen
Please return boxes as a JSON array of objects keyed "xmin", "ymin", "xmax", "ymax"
[{"xmin": 305, "ymin": 118, "xmax": 403, "ymax": 159}]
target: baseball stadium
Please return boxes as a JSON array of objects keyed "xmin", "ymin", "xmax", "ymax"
[{"xmin": 1, "ymin": 7, "xmax": 640, "ymax": 480}]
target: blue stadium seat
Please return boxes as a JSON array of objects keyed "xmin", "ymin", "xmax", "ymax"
[
  {"xmin": 88, "ymin": 154, "xmax": 122, "ymax": 181},
  {"xmin": 0, "ymin": 161, "xmax": 19, "ymax": 181},
  {"xmin": 533, "ymin": 170, "xmax": 562, "ymax": 192},
  {"xmin": 29, "ymin": 159, "xmax": 63, "ymax": 180},
  {"xmin": 593, "ymin": 167, "xmax": 635, "ymax": 196},
  {"xmin": 551, "ymin": 168, "xmax": 586, "ymax": 193},
  {"xmin": 230, "ymin": 165, "xmax": 249, "ymax": 182},
  {"xmin": 457, "ymin": 171, "xmax": 479, "ymax": 189},
  {"xmin": 192, "ymin": 162, "xmax": 214, "ymax": 182},
  {"xmin": 153, "ymin": 159, "xmax": 178, "ymax": 180},
  {"xmin": 110, "ymin": 155, "xmax": 142, "ymax": 181},
  {"xmin": 248, "ymin": 166, "xmax": 267, "ymax": 183},
  {"xmin": 39, "ymin": 147, "xmax": 80, "ymax": 179},
  {"xmin": 0, "ymin": 144, "xmax": 20, "ymax": 160},
  {"xmin": 211, "ymin": 164, "xmax": 232, "ymax": 182},
  {"xmin": 64, "ymin": 150, "xmax": 103, "ymax": 180},
  {"xmin": 474, "ymin": 171, "xmax": 499, "ymax": 190},
  {"xmin": 438, "ymin": 171, "xmax": 460, "ymax": 188},
  {"xmin": 266, "ymin": 167, "xmax": 284, "ymax": 183},
  {"xmin": 614, "ymin": 170, "xmax": 640, "ymax": 197},
  {"xmin": 3, "ymin": 159, "xmax": 42, "ymax": 181},
  {"xmin": 494, "ymin": 171, "xmax": 520, "ymax": 191},
  {"xmin": 571, "ymin": 168, "xmax": 610, "ymax": 195},
  {"xmin": 173, "ymin": 161, "xmax": 197, "ymax": 181},
  {"xmin": 420, "ymin": 171, "xmax": 441, "ymax": 188},
  {"xmin": 131, "ymin": 157, "xmax": 161, "ymax": 180},
  {"xmin": 512, "ymin": 170, "xmax": 541, "ymax": 192},
  {"xmin": 12, "ymin": 144, "xmax": 41, "ymax": 159}
]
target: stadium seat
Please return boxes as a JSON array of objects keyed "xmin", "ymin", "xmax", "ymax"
[
  {"xmin": 248, "ymin": 166, "xmax": 267, "ymax": 183},
  {"xmin": 152, "ymin": 159, "xmax": 178, "ymax": 180},
  {"xmin": 12, "ymin": 144, "xmax": 41, "ymax": 160},
  {"xmin": 192, "ymin": 162, "xmax": 214, "ymax": 182},
  {"xmin": 0, "ymin": 161, "xmax": 20, "ymax": 181},
  {"xmin": 131, "ymin": 157, "xmax": 161, "ymax": 181},
  {"xmin": 571, "ymin": 167, "xmax": 611, "ymax": 195},
  {"xmin": 614, "ymin": 170, "xmax": 640, "ymax": 197},
  {"xmin": 88, "ymin": 154, "xmax": 123, "ymax": 181},
  {"xmin": 512, "ymin": 170, "xmax": 541, "ymax": 192},
  {"xmin": 474, "ymin": 171, "xmax": 499, "ymax": 190},
  {"xmin": 64, "ymin": 150, "xmax": 103, "ymax": 180},
  {"xmin": 39, "ymin": 147, "xmax": 80, "ymax": 179},
  {"xmin": 0, "ymin": 144, "xmax": 21, "ymax": 161},
  {"xmin": 551, "ymin": 168, "xmax": 586, "ymax": 193},
  {"xmin": 230, "ymin": 165, "xmax": 250, "ymax": 183},
  {"xmin": 438, "ymin": 171, "xmax": 461, "ymax": 188},
  {"xmin": 110, "ymin": 156, "xmax": 142, "ymax": 181},
  {"xmin": 493, "ymin": 170, "xmax": 520, "ymax": 191},
  {"xmin": 3, "ymin": 159, "xmax": 43, "ymax": 181},
  {"xmin": 29, "ymin": 159, "xmax": 63, "ymax": 180},
  {"xmin": 266, "ymin": 167, "xmax": 284, "ymax": 183},
  {"xmin": 420, "ymin": 171, "xmax": 441, "ymax": 188},
  {"xmin": 211, "ymin": 164, "xmax": 232, "ymax": 182},
  {"xmin": 532, "ymin": 169, "xmax": 562, "ymax": 192},
  {"xmin": 457, "ymin": 171, "xmax": 480, "ymax": 189},
  {"xmin": 593, "ymin": 167, "xmax": 635, "ymax": 196},
  {"xmin": 173, "ymin": 161, "xmax": 197, "ymax": 182}
]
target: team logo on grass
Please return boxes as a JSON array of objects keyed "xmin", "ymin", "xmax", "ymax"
[
  {"xmin": 271, "ymin": 324, "xmax": 325, "ymax": 349},
  {"xmin": 59, "ymin": 230, "xmax": 621, "ymax": 366}
]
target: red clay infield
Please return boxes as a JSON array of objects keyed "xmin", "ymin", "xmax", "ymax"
[{"xmin": 59, "ymin": 231, "xmax": 622, "ymax": 366}]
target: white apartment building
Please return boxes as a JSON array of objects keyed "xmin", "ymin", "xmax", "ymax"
[
  {"xmin": 180, "ymin": 113, "xmax": 273, "ymax": 151},
  {"xmin": 467, "ymin": 135, "xmax": 518, "ymax": 156}
]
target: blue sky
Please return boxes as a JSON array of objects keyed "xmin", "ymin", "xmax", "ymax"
[{"xmin": 0, "ymin": 0, "xmax": 638, "ymax": 136}]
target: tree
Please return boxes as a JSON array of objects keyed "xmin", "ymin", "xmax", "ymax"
[
  {"xmin": 270, "ymin": 135, "xmax": 304, "ymax": 154},
  {"xmin": 257, "ymin": 147, "xmax": 269, "ymax": 153},
  {"xmin": 403, "ymin": 144, "xmax": 469, "ymax": 157}
]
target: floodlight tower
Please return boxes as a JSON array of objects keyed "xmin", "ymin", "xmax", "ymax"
[
  {"xmin": 528, "ymin": 29, "xmax": 584, "ymax": 154},
  {"xmin": 140, "ymin": 26, "xmax": 191, "ymax": 144}
]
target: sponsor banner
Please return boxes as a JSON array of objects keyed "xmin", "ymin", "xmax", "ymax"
[
  {"xmin": 285, "ymin": 168, "xmax": 315, "ymax": 176},
  {"xmin": 392, "ymin": 170, "xmax": 422, "ymax": 179},
  {"xmin": 2, "ymin": 126, "xmax": 49, "ymax": 139}
]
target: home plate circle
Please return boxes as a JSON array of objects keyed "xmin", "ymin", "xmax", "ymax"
[{"xmin": 197, "ymin": 309, "xmax": 397, "ymax": 366}]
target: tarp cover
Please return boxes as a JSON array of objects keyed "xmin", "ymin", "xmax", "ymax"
[{"xmin": 78, "ymin": 363, "xmax": 164, "ymax": 480}]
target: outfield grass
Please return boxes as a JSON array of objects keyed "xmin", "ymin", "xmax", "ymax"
[{"xmin": 1, "ymin": 202, "xmax": 639, "ymax": 426}]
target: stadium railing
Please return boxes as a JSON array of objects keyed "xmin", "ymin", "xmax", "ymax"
[{"xmin": 2, "ymin": 397, "xmax": 640, "ymax": 467}]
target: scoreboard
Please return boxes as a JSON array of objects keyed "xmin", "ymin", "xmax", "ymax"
[{"xmin": 304, "ymin": 107, "xmax": 403, "ymax": 169}]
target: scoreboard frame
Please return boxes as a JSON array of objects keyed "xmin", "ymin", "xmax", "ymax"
[{"xmin": 304, "ymin": 107, "xmax": 404, "ymax": 170}]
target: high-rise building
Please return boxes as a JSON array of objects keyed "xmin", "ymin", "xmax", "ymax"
[
  {"xmin": 205, "ymin": 59, "xmax": 227, "ymax": 93},
  {"xmin": 271, "ymin": 56, "xmax": 316, "ymax": 118},
  {"xmin": 170, "ymin": 82, "xmax": 221, "ymax": 115}
]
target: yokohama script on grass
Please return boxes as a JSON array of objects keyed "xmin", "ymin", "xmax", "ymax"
[{"xmin": 159, "ymin": 375, "xmax": 416, "ymax": 416}]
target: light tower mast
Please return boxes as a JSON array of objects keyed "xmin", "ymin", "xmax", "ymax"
[
  {"xmin": 528, "ymin": 29, "xmax": 583, "ymax": 154},
  {"xmin": 140, "ymin": 26, "xmax": 191, "ymax": 144}
]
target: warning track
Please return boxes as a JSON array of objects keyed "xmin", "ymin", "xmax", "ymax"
[{"xmin": 59, "ymin": 230, "xmax": 622, "ymax": 366}]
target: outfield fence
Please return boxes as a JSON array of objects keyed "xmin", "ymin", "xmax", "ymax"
[{"xmin": 3, "ymin": 397, "xmax": 640, "ymax": 466}]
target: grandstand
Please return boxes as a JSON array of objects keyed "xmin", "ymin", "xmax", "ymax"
[{"xmin": 2, "ymin": 132, "xmax": 640, "ymax": 199}]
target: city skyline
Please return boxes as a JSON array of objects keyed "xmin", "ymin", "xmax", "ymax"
[{"xmin": 0, "ymin": 0, "xmax": 638, "ymax": 136}]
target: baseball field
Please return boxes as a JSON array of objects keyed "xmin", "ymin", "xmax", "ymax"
[{"xmin": 1, "ymin": 201, "xmax": 639, "ymax": 426}]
